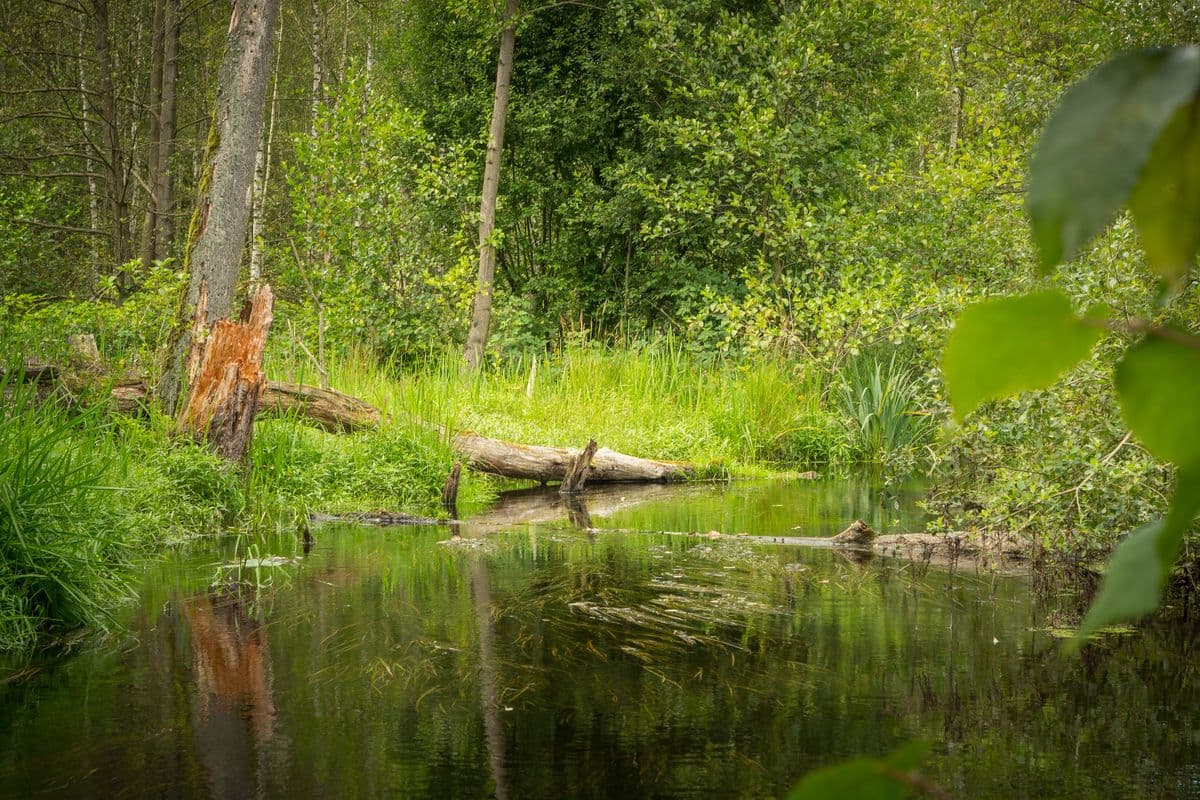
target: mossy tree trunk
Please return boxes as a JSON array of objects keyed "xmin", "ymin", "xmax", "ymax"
[{"xmin": 160, "ymin": 0, "xmax": 281, "ymax": 415}]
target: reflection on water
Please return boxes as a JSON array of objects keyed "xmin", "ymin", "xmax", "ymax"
[
  {"xmin": 183, "ymin": 592, "xmax": 275, "ymax": 799},
  {"xmin": 1, "ymin": 477, "xmax": 1199, "ymax": 799}
]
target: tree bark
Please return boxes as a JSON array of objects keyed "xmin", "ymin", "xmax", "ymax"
[
  {"xmin": 155, "ymin": 0, "xmax": 180, "ymax": 258},
  {"xmin": 256, "ymin": 381, "xmax": 381, "ymax": 431},
  {"xmin": 90, "ymin": 0, "xmax": 131, "ymax": 272},
  {"xmin": 560, "ymin": 439, "xmax": 597, "ymax": 494},
  {"xmin": 139, "ymin": 0, "xmax": 166, "ymax": 270},
  {"xmin": 463, "ymin": 0, "xmax": 518, "ymax": 371},
  {"xmin": 160, "ymin": 0, "xmax": 281, "ymax": 414},
  {"xmin": 249, "ymin": 11, "xmax": 283, "ymax": 285}
]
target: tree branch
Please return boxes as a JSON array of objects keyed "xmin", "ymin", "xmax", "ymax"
[
  {"xmin": 1081, "ymin": 316, "xmax": 1200, "ymax": 351},
  {"xmin": 3, "ymin": 217, "xmax": 107, "ymax": 236}
]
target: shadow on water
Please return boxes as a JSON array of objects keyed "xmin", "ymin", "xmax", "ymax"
[{"xmin": 2, "ymin": 477, "xmax": 1200, "ymax": 798}]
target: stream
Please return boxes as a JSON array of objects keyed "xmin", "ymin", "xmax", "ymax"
[{"xmin": 2, "ymin": 477, "xmax": 1199, "ymax": 798}]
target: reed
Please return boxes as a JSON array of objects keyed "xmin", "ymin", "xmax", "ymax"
[{"xmin": 836, "ymin": 354, "xmax": 935, "ymax": 463}]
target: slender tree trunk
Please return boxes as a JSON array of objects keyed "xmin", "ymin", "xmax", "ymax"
[
  {"xmin": 463, "ymin": 0, "xmax": 518, "ymax": 371},
  {"xmin": 249, "ymin": 11, "xmax": 283, "ymax": 285},
  {"xmin": 78, "ymin": 29, "xmax": 101, "ymax": 283},
  {"xmin": 309, "ymin": 0, "xmax": 322, "ymax": 138},
  {"xmin": 948, "ymin": 44, "xmax": 964, "ymax": 155},
  {"xmin": 139, "ymin": 0, "xmax": 166, "ymax": 269},
  {"xmin": 160, "ymin": 0, "xmax": 281, "ymax": 414},
  {"xmin": 90, "ymin": 0, "xmax": 131, "ymax": 274},
  {"xmin": 156, "ymin": 0, "xmax": 179, "ymax": 258}
]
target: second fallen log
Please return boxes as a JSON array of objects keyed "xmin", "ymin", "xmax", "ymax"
[{"xmin": 453, "ymin": 432, "xmax": 693, "ymax": 483}]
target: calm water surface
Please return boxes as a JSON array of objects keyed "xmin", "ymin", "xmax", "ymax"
[{"xmin": 2, "ymin": 478, "xmax": 1199, "ymax": 798}]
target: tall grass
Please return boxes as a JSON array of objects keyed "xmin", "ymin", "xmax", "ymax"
[
  {"xmin": 836, "ymin": 354, "xmax": 934, "ymax": 463},
  {"xmin": 0, "ymin": 375, "xmax": 131, "ymax": 649},
  {"xmin": 268, "ymin": 339, "xmax": 850, "ymax": 473}
]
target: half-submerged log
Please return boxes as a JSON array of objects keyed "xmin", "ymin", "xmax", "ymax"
[
  {"xmin": 177, "ymin": 284, "xmax": 274, "ymax": 461},
  {"xmin": 830, "ymin": 519, "xmax": 877, "ymax": 546},
  {"xmin": 453, "ymin": 432, "xmax": 693, "ymax": 484}
]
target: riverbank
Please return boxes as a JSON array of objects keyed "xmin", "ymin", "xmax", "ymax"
[{"xmin": 0, "ymin": 343, "xmax": 891, "ymax": 650}]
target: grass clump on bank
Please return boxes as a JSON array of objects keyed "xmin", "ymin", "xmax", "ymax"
[{"xmin": 0, "ymin": 378, "xmax": 131, "ymax": 650}]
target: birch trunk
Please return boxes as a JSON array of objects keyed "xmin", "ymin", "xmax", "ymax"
[{"xmin": 463, "ymin": 0, "xmax": 518, "ymax": 371}]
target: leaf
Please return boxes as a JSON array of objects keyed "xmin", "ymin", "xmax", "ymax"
[
  {"xmin": 1027, "ymin": 47, "xmax": 1200, "ymax": 270},
  {"xmin": 1130, "ymin": 98, "xmax": 1200, "ymax": 283},
  {"xmin": 1115, "ymin": 334, "xmax": 1200, "ymax": 466},
  {"xmin": 1074, "ymin": 465, "xmax": 1200, "ymax": 642},
  {"xmin": 787, "ymin": 741, "xmax": 930, "ymax": 800},
  {"xmin": 942, "ymin": 290, "xmax": 1104, "ymax": 420}
]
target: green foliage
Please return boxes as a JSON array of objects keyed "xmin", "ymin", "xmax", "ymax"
[
  {"xmin": 1114, "ymin": 335, "xmax": 1200, "ymax": 464},
  {"xmin": 1130, "ymin": 96, "xmax": 1200, "ymax": 280},
  {"xmin": 0, "ymin": 262, "xmax": 183, "ymax": 376},
  {"xmin": 282, "ymin": 68, "xmax": 475, "ymax": 361},
  {"xmin": 951, "ymin": 44, "xmax": 1200, "ymax": 639},
  {"xmin": 942, "ymin": 290, "xmax": 1105, "ymax": 419},
  {"xmin": 1078, "ymin": 465, "xmax": 1200, "ymax": 639},
  {"xmin": 1026, "ymin": 47, "xmax": 1200, "ymax": 270}
]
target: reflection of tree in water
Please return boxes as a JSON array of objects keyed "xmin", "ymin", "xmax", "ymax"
[
  {"xmin": 471, "ymin": 558, "xmax": 510, "ymax": 800},
  {"xmin": 182, "ymin": 590, "xmax": 276, "ymax": 799}
]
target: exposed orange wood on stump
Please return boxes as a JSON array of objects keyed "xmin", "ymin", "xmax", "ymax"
[{"xmin": 177, "ymin": 283, "xmax": 275, "ymax": 461}]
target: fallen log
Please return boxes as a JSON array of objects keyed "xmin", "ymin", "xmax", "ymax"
[
  {"xmin": 453, "ymin": 431, "xmax": 693, "ymax": 484},
  {"xmin": 257, "ymin": 381, "xmax": 381, "ymax": 431}
]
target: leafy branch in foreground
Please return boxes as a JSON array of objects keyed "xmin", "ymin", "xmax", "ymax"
[
  {"xmin": 787, "ymin": 741, "xmax": 952, "ymax": 800},
  {"xmin": 943, "ymin": 45, "xmax": 1200, "ymax": 642}
]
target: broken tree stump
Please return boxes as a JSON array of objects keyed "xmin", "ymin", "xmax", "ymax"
[
  {"xmin": 442, "ymin": 461, "xmax": 463, "ymax": 510},
  {"xmin": 177, "ymin": 283, "xmax": 274, "ymax": 461},
  {"xmin": 560, "ymin": 439, "xmax": 598, "ymax": 495}
]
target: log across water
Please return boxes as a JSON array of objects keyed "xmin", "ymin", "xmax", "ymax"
[{"xmin": 452, "ymin": 432, "xmax": 693, "ymax": 484}]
